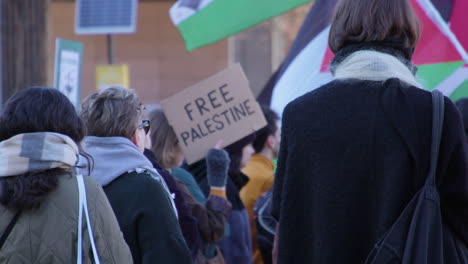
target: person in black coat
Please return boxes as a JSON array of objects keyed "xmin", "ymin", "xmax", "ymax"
[
  {"xmin": 271, "ymin": 0, "xmax": 468, "ymax": 263},
  {"xmin": 80, "ymin": 87, "xmax": 192, "ymax": 264},
  {"xmin": 455, "ymin": 98, "xmax": 468, "ymax": 141}
]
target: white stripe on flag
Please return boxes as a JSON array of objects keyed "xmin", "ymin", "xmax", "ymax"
[
  {"xmin": 271, "ymin": 27, "xmax": 333, "ymax": 116},
  {"xmin": 435, "ymin": 66, "xmax": 468, "ymax": 96}
]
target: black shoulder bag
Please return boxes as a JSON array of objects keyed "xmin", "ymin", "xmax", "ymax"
[
  {"xmin": 365, "ymin": 90, "xmax": 468, "ymax": 264},
  {"xmin": 0, "ymin": 211, "xmax": 21, "ymax": 250}
]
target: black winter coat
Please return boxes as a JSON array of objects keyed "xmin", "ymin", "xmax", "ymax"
[
  {"xmin": 104, "ymin": 170, "xmax": 192, "ymax": 264},
  {"xmin": 272, "ymin": 78, "xmax": 468, "ymax": 263}
]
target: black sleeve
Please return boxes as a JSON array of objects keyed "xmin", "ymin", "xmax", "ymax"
[{"xmin": 438, "ymin": 98, "xmax": 468, "ymax": 245}]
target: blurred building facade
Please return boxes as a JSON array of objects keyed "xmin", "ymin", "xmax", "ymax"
[
  {"xmin": 1, "ymin": 0, "xmax": 48, "ymax": 104},
  {"xmin": 0, "ymin": 0, "xmax": 312, "ymax": 105}
]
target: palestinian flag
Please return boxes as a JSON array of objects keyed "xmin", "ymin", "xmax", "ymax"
[
  {"xmin": 261, "ymin": 0, "xmax": 468, "ymax": 115},
  {"xmin": 170, "ymin": 0, "xmax": 313, "ymax": 52}
]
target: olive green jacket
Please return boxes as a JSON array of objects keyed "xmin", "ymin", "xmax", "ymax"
[{"xmin": 0, "ymin": 173, "xmax": 133, "ymax": 264}]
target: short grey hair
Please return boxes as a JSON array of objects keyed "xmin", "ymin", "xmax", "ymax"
[{"xmin": 80, "ymin": 86, "xmax": 143, "ymax": 139}]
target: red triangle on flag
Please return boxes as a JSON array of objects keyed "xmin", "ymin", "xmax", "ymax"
[
  {"xmin": 450, "ymin": 0, "xmax": 468, "ymax": 53},
  {"xmin": 320, "ymin": 47, "xmax": 334, "ymax": 72},
  {"xmin": 411, "ymin": 0, "xmax": 462, "ymax": 65}
]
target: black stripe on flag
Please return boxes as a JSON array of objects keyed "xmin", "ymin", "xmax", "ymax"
[{"xmin": 258, "ymin": 0, "xmax": 338, "ymax": 105}]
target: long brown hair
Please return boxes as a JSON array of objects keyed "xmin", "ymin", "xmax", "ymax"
[
  {"xmin": 148, "ymin": 107, "xmax": 181, "ymax": 169},
  {"xmin": 0, "ymin": 88, "xmax": 86, "ymax": 210},
  {"xmin": 329, "ymin": 0, "xmax": 420, "ymax": 54}
]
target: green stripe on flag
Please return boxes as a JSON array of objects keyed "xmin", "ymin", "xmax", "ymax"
[
  {"xmin": 449, "ymin": 80, "xmax": 468, "ymax": 101},
  {"xmin": 178, "ymin": 0, "xmax": 313, "ymax": 51},
  {"xmin": 416, "ymin": 61, "xmax": 464, "ymax": 90}
]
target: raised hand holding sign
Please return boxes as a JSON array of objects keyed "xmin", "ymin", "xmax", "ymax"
[{"xmin": 161, "ymin": 64, "xmax": 266, "ymax": 164}]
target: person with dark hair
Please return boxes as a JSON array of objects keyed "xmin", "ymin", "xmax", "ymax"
[
  {"xmin": 0, "ymin": 87, "xmax": 132, "ymax": 263},
  {"xmin": 272, "ymin": 0, "xmax": 468, "ymax": 263},
  {"xmin": 240, "ymin": 105, "xmax": 280, "ymax": 264},
  {"xmin": 145, "ymin": 107, "xmax": 232, "ymax": 264},
  {"xmin": 185, "ymin": 134, "xmax": 256, "ymax": 264},
  {"xmin": 79, "ymin": 87, "xmax": 191, "ymax": 264}
]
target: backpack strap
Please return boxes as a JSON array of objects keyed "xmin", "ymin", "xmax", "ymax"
[
  {"xmin": 76, "ymin": 174, "xmax": 100, "ymax": 264},
  {"xmin": 0, "ymin": 211, "xmax": 21, "ymax": 250},
  {"xmin": 427, "ymin": 90, "xmax": 445, "ymax": 188}
]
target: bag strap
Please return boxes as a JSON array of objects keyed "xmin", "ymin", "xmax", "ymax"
[
  {"xmin": 365, "ymin": 90, "xmax": 446, "ymax": 264},
  {"xmin": 0, "ymin": 211, "xmax": 21, "ymax": 250},
  {"xmin": 427, "ymin": 90, "xmax": 445, "ymax": 187},
  {"xmin": 76, "ymin": 174, "xmax": 100, "ymax": 264}
]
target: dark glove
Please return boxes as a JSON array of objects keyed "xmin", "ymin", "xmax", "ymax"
[{"xmin": 206, "ymin": 148, "xmax": 230, "ymax": 188}]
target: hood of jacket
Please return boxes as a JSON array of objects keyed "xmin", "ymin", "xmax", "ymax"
[{"xmin": 80, "ymin": 136, "xmax": 153, "ymax": 186}]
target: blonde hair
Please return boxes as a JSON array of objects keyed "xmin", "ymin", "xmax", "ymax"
[
  {"xmin": 80, "ymin": 86, "xmax": 143, "ymax": 139},
  {"xmin": 148, "ymin": 107, "xmax": 181, "ymax": 169}
]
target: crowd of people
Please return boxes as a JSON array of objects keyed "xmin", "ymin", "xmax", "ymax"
[
  {"xmin": 0, "ymin": 0, "xmax": 467, "ymax": 263},
  {"xmin": 0, "ymin": 84, "xmax": 282, "ymax": 264},
  {"xmin": 0, "ymin": 84, "xmax": 273, "ymax": 264}
]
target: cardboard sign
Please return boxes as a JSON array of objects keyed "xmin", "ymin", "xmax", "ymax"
[{"xmin": 161, "ymin": 63, "xmax": 267, "ymax": 164}]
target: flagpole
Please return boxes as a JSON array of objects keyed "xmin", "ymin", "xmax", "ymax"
[{"xmin": 417, "ymin": 0, "xmax": 468, "ymax": 65}]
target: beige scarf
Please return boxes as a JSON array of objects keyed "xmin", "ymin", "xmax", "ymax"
[
  {"xmin": 0, "ymin": 132, "xmax": 79, "ymax": 177},
  {"xmin": 334, "ymin": 50, "xmax": 422, "ymax": 88}
]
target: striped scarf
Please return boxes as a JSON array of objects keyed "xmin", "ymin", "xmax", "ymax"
[{"xmin": 0, "ymin": 132, "xmax": 78, "ymax": 177}]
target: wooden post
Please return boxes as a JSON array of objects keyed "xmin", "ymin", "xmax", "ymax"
[{"xmin": 0, "ymin": 0, "xmax": 49, "ymax": 105}]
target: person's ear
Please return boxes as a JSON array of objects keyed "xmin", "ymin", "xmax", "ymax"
[
  {"xmin": 131, "ymin": 131, "xmax": 139, "ymax": 146},
  {"xmin": 131, "ymin": 130, "xmax": 145, "ymax": 152},
  {"xmin": 266, "ymin": 135, "xmax": 276, "ymax": 149}
]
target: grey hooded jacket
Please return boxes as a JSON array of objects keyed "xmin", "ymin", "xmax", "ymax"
[{"xmin": 81, "ymin": 136, "xmax": 191, "ymax": 264}]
